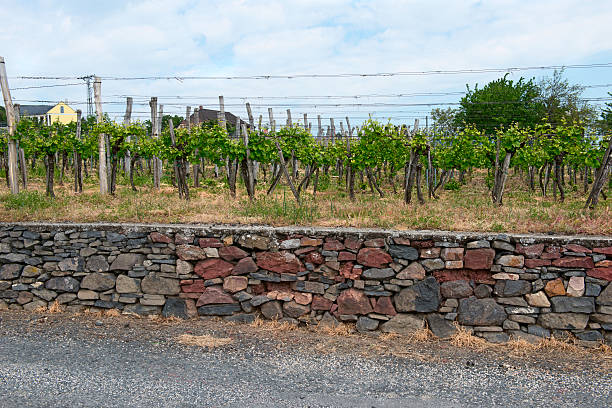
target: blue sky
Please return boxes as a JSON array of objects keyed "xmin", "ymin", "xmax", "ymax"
[{"xmin": 1, "ymin": 0, "xmax": 612, "ymax": 129}]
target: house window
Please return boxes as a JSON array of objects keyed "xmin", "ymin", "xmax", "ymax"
[{"xmin": 60, "ymin": 106, "xmax": 64, "ymax": 113}]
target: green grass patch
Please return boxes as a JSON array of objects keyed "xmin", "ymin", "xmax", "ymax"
[
  {"xmin": 237, "ymin": 194, "xmax": 320, "ymax": 225},
  {"xmin": 1, "ymin": 190, "xmax": 56, "ymax": 211}
]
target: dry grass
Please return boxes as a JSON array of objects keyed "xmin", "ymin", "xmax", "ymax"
[
  {"xmin": 176, "ymin": 333, "xmax": 233, "ymax": 348},
  {"xmin": 47, "ymin": 300, "xmax": 64, "ymax": 314},
  {"xmin": 0, "ymin": 169, "xmax": 609, "ymax": 234},
  {"xmin": 406, "ymin": 327, "xmax": 434, "ymax": 342},
  {"xmin": 450, "ymin": 325, "xmax": 491, "ymax": 350},
  {"xmin": 314, "ymin": 322, "xmax": 354, "ymax": 336},
  {"xmin": 249, "ymin": 317, "xmax": 299, "ymax": 332},
  {"xmin": 105, "ymin": 309, "xmax": 121, "ymax": 317}
]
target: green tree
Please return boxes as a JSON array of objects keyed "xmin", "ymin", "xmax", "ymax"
[
  {"xmin": 430, "ymin": 107, "xmax": 457, "ymax": 134},
  {"xmin": 0, "ymin": 106, "xmax": 6, "ymax": 125},
  {"xmin": 538, "ymin": 70, "xmax": 597, "ymax": 126},
  {"xmin": 455, "ymin": 74, "xmax": 544, "ymax": 134},
  {"xmin": 599, "ymin": 92, "xmax": 612, "ymax": 133},
  {"xmin": 161, "ymin": 115, "xmax": 184, "ymax": 131}
]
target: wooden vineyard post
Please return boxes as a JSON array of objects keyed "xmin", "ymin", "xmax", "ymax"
[
  {"xmin": 246, "ymin": 103, "xmax": 255, "ymax": 127},
  {"xmin": 317, "ymin": 115, "xmax": 322, "ymax": 139},
  {"xmin": 0, "ymin": 57, "xmax": 20, "ymax": 194},
  {"xmin": 74, "ymin": 110, "xmax": 83, "ymax": 193},
  {"xmin": 149, "ymin": 97, "xmax": 160, "ymax": 189},
  {"xmin": 13, "ymin": 104, "xmax": 27, "ymax": 189},
  {"xmin": 93, "ymin": 76, "xmax": 108, "ymax": 194},
  {"xmin": 346, "ymin": 117, "xmax": 355, "ymax": 201},
  {"xmin": 303, "ymin": 113, "xmax": 308, "ymax": 130},
  {"xmin": 241, "ymin": 123, "xmax": 255, "ymax": 201},
  {"xmin": 268, "ymin": 107, "xmax": 275, "ymax": 132},
  {"xmin": 123, "ymin": 97, "xmax": 133, "ymax": 179},
  {"xmin": 194, "ymin": 107, "xmax": 205, "ymax": 184},
  {"xmin": 185, "ymin": 106, "xmax": 191, "ymax": 181},
  {"xmin": 158, "ymin": 104, "xmax": 164, "ymax": 185},
  {"xmin": 286, "ymin": 109, "xmax": 298, "ymax": 180},
  {"xmin": 168, "ymin": 119, "xmax": 189, "ymax": 200},
  {"xmin": 585, "ymin": 136, "xmax": 612, "ymax": 209},
  {"xmin": 219, "ymin": 96, "xmax": 236, "ymax": 197},
  {"xmin": 245, "ymin": 102, "xmax": 259, "ymax": 183},
  {"xmin": 330, "ymin": 118, "xmax": 335, "ymax": 144},
  {"xmin": 218, "ymin": 96, "xmax": 227, "ymax": 130}
]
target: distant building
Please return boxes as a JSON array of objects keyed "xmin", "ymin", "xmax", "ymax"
[
  {"xmin": 180, "ymin": 107, "xmax": 250, "ymax": 130},
  {"xmin": 18, "ymin": 102, "xmax": 78, "ymax": 125}
]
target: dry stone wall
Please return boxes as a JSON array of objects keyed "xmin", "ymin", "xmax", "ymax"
[{"xmin": 1, "ymin": 222, "xmax": 611, "ymax": 345}]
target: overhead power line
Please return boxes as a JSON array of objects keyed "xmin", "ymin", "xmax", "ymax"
[{"xmin": 8, "ymin": 62, "xmax": 612, "ymax": 81}]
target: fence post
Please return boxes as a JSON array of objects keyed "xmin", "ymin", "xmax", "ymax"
[
  {"xmin": 93, "ymin": 76, "xmax": 108, "ymax": 194},
  {"xmin": 149, "ymin": 97, "xmax": 160, "ymax": 188},
  {"xmin": 123, "ymin": 97, "xmax": 132, "ymax": 178},
  {"xmin": 0, "ymin": 57, "xmax": 20, "ymax": 194}
]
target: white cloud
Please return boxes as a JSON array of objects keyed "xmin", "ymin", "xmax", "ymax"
[{"xmin": 1, "ymin": 0, "xmax": 611, "ymax": 126}]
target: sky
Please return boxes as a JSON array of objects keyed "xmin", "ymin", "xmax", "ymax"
[{"xmin": 1, "ymin": 0, "xmax": 612, "ymax": 131}]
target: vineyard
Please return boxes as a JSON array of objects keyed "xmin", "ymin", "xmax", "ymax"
[
  {"xmin": 0, "ymin": 107, "xmax": 611, "ymax": 233},
  {"xmin": 1, "ymin": 62, "xmax": 611, "ymax": 234}
]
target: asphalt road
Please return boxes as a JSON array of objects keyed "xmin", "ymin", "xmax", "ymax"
[{"xmin": 0, "ymin": 315, "xmax": 610, "ymax": 407}]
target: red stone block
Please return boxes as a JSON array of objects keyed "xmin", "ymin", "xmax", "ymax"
[
  {"xmin": 150, "ymin": 232, "xmax": 172, "ymax": 244},
  {"xmin": 541, "ymin": 252, "xmax": 561, "ymax": 260},
  {"xmin": 344, "ymin": 238, "xmax": 363, "ymax": 251},
  {"xmin": 464, "ymin": 248, "xmax": 496, "ymax": 270},
  {"xmin": 232, "ymin": 257, "xmax": 258, "ymax": 275},
  {"xmin": 373, "ymin": 296, "xmax": 397, "ymax": 316},
  {"xmin": 218, "ymin": 246, "xmax": 248, "ymax": 261},
  {"xmin": 441, "ymin": 247, "xmax": 464, "ymax": 261},
  {"xmin": 256, "ymin": 252, "xmax": 304, "ymax": 273},
  {"xmin": 323, "ymin": 240, "xmax": 345, "ymax": 251},
  {"xmin": 337, "ymin": 288, "xmax": 373, "ymax": 315},
  {"xmin": 587, "ymin": 267, "xmax": 612, "ymax": 281},
  {"xmin": 524, "ymin": 259, "xmax": 551, "ymax": 268},
  {"xmin": 251, "ymin": 284, "xmax": 265, "ymax": 295},
  {"xmin": 260, "ymin": 281, "xmax": 285, "ymax": 291},
  {"xmin": 338, "ymin": 251, "xmax": 356, "ymax": 261},
  {"xmin": 198, "ymin": 238, "xmax": 223, "ymax": 248},
  {"xmin": 196, "ymin": 286, "xmax": 236, "ymax": 307},
  {"xmin": 305, "ymin": 251, "xmax": 324, "ymax": 265},
  {"xmin": 393, "ymin": 237, "xmax": 411, "ymax": 246},
  {"xmin": 515, "ymin": 243, "xmax": 545, "ymax": 258},
  {"xmin": 339, "ymin": 262, "xmax": 362, "ymax": 280},
  {"xmin": 551, "ymin": 257, "xmax": 594, "ymax": 269},
  {"xmin": 564, "ymin": 244, "xmax": 592, "ymax": 254},
  {"xmin": 194, "ymin": 258, "xmax": 234, "ymax": 279},
  {"xmin": 311, "ymin": 295, "xmax": 333, "ymax": 311},
  {"xmin": 364, "ymin": 238, "xmax": 385, "ymax": 248},
  {"xmin": 411, "ymin": 240, "xmax": 434, "ymax": 249},
  {"xmin": 181, "ymin": 280, "xmax": 205, "ymax": 293},
  {"xmin": 433, "ymin": 269, "xmax": 494, "ymax": 284},
  {"xmin": 295, "ymin": 246, "xmax": 317, "ymax": 255},
  {"xmin": 357, "ymin": 248, "xmax": 392, "ymax": 268},
  {"xmin": 593, "ymin": 246, "xmax": 612, "ymax": 255}
]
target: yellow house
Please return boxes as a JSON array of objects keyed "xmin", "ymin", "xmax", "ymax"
[{"xmin": 19, "ymin": 102, "xmax": 78, "ymax": 125}]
